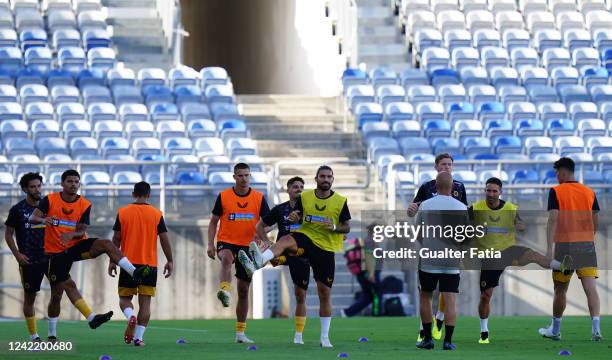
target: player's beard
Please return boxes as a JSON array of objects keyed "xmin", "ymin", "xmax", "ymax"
[{"xmin": 318, "ymin": 182, "xmax": 331, "ymax": 191}]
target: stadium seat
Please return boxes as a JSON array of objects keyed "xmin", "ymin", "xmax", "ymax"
[
  {"xmin": 205, "ymin": 84, "xmax": 235, "ymax": 104},
  {"xmin": 100, "ymin": 137, "xmax": 129, "ymax": 158},
  {"xmin": 36, "ymin": 137, "xmax": 68, "ymax": 158},
  {"xmin": 195, "ymin": 137, "xmax": 224, "ymax": 158},
  {"xmin": 385, "ymin": 102, "xmax": 414, "ymax": 124},
  {"xmin": 407, "ymin": 85, "xmax": 436, "ymax": 104},
  {"xmin": 524, "ymin": 136, "xmax": 554, "ymax": 155},
  {"xmin": 57, "ymin": 102, "xmax": 86, "ymax": 122},
  {"xmin": 200, "ymin": 67, "xmax": 229, "ymax": 88},
  {"xmin": 226, "ymin": 137, "xmax": 257, "ymax": 159},
  {"xmin": 125, "ymin": 121, "xmax": 155, "ymax": 140},
  {"xmin": 119, "ymin": 103, "xmax": 148, "ymax": 122},
  {"xmin": 69, "ymin": 136, "xmax": 98, "ymax": 156},
  {"xmin": 494, "ymin": 135, "xmax": 522, "ymax": 153},
  {"xmin": 187, "ymin": 119, "xmax": 217, "ymax": 139},
  {"xmin": 31, "ymin": 119, "xmax": 60, "ymax": 140}
]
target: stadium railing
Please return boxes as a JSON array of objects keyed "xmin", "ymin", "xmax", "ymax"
[{"xmin": 384, "ymin": 159, "xmax": 612, "ymax": 210}]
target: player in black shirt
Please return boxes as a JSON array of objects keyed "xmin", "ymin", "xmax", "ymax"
[
  {"xmin": 255, "ymin": 176, "xmax": 310, "ymax": 344},
  {"xmin": 409, "ymin": 153, "xmax": 467, "ymax": 343},
  {"xmin": 4, "ymin": 173, "xmax": 70, "ymax": 341}
]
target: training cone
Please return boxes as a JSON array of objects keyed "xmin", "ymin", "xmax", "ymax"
[
  {"xmin": 559, "ymin": 350, "xmax": 572, "ymax": 356},
  {"xmin": 176, "ymin": 339, "xmax": 187, "ymax": 344},
  {"xmin": 338, "ymin": 353, "xmax": 349, "ymax": 358},
  {"xmin": 358, "ymin": 337, "xmax": 369, "ymax": 342},
  {"xmin": 247, "ymin": 345, "xmax": 257, "ymax": 351},
  {"xmin": 99, "ymin": 356, "xmax": 112, "ymax": 360}
]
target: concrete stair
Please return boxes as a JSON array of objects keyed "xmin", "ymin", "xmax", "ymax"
[
  {"xmin": 103, "ymin": 0, "xmax": 172, "ymax": 71},
  {"xmin": 355, "ymin": 0, "xmax": 411, "ymax": 71}
]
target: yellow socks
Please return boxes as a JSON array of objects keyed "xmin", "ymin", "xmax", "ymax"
[
  {"xmin": 236, "ymin": 322, "xmax": 246, "ymax": 334},
  {"xmin": 25, "ymin": 316, "xmax": 37, "ymax": 337},
  {"xmin": 295, "ymin": 316, "xmax": 306, "ymax": 334},
  {"xmin": 220, "ymin": 282, "xmax": 231, "ymax": 291},
  {"xmin": 74, "ymin": 298, "xmax": 93, "ymax": 319}
]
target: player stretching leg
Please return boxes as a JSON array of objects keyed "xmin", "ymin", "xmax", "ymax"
[
  {"xmin": 109, "ymin": 182, "xmax": 174, "ymax": 346},
  {"xmin": 240, "ymin": 166, "xmax": 351, "ymax": 348},
  {"xmin": 255, "ymin": 176, "xmax": 310, "ymax": 344},
  {"xmin": 207, "ymin": 163, "xmax": 270, "ymax": 343},
  {"xmin": 470, "ymin": 177, "xmax": 571, "ymax": 344},
  {"xmin": 30, "ymin": 170, "xmax": 149, "ymax": 330}
]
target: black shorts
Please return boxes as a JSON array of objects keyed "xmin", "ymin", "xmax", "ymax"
[
  {"xmin": 118, "ymin": 265, "xmax": 158, "ymax": 297},
  {"xmin": 479, "ymin": 270, "xmax": 504, "ymax": 291},
  {"xmin": 418, "ymin": 270, "xmax": 460, "ymax": 293},
  {"xmin": 554, "ymin": 242, "xmax": 598, "ymax": 268},
  {"xmin": 481, "ymin": 245, "xmax": 531, "ymax": 270},
  {"xmin": 19, "ymin": 261, "xmax": 48, "ymax": 293},
  {"xmin": 47, "ymin": 238, "xmax": 97, "ymax": 284},
  {"xmin": 217, "ymin": 241, "xmax": 251, "ymax": 282},
  {"xmin": 293, "ymin": 232, "xmax": 335, "ymax": 288},
  {"xmin": 285, "ymin": 254, "xmax": 311, "ymax": 290}
]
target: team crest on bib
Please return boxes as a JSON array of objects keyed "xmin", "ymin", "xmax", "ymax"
[
  {"xmin": 315, "ymin": 204, "xmax": 327, "ymax": 211},
  {"xmin": 62, "ymin": 207, "xmax": 74, "ymax": 215},
  {"xmin": 236, "ymin": 202, "xmax": 248, "ymax": 209},
  {"xmin": 488, "ymin": 215, "xmax": 501, "ymax": 222}
]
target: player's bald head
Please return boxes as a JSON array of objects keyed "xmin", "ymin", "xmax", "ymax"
[{"xmin": 435, "ymin": 172, "xmax": 453, "ymax": 194}]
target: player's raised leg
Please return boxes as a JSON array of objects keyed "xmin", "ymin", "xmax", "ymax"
[
  {"xmin": 239, "ymin": 234, "xmax": 299, "ymax": 276},
  {"xmin": 87, "ymin": 239, "xmax": 150, "ymax": 283}
]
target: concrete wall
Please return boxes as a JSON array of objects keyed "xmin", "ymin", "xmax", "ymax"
[{"xmin": 180, "ymin": 0, "xmax": 344, "ymax": 95}]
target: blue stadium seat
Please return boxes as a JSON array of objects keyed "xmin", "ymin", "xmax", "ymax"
[
  {"xmin": 107, "ymin": 68, "xmax": 136, "ymax": 88},
  {"xmin": 478, "ymin": 101, "xmax": 505, "ymax": 121},
  {"xmin": 392, "ymin": 120, "xmax": 421, "ymax": 138},
  {"xmin": 125, "ymin": 121, "xmax": 155, "ymax": 140},
  {"xmin": 385, "ymin": 102, "xmax": 414, "ymax": 124},
  {"xmin": 551, "ymin": 66, "xmax": 579, "ymax": 92},
  {"xmin": 469, "ymin": 85, "xmax": 496, "ymax": 107},
  {"xmin": 108, "ymin": 154, "xmax": 139, "ymax": 173},
  {"xmin": 577, "ymin": 118, "xmax": 606, "ymax": 138},
  {"xmin": 52, "ymin": 28, "xmax": 81, "ymax": 49},
  {"xmin": 87, "ymin": 47, "xmax": 115, "ymax": 73},
  {"xmin": 54, "ymin": 101, "xmax": 83, "ymax": 123},
  {"xmin": 0, "ymin": 28, "xmax": 17, "ymax": 47},
  {"xmin": 451, "ymin": 47, "xmax": 480, "ymax": 70},
  {"xmin": 19, "ymin": 28, "xmax": 47, "ymax": 51},
  {"xmin": 181, "ymin": 102, "xmax": 211, "ymax": 122},
  {"xmin": 525, "ymin": 136, "xmax": 554, "ymax": 155},
  {"xmin": 210, "ymin": 102, "xmax": 239, "ymax": 121},
  {"xmin": 416, "ymin": 101, "xmax": 445, "ymax": 121},
  {"xmin": 174, "ymin": 85, "xmax": 202, "ymax": 107},
  {"xmin": 430, "ymin": 68, "xmax": 459, "ymax": 87},
  {"xmin": 164, "ymin": 137, "xmax": 193, "ymax": 157},
  {"xmin": 200, "ymin": 67, "xmax": 229, "ymax": 88},
  {"xmin": 510, "ymin": 47, "xmax": 538, "ymax": 70},
  {"xmin": 400, "ymin": 68, "xmax": 429, "ymax": 88},
  {"xmin": 515, "ymin": 119, "xmax": 544, "ymax": 137},
  {"xmin": 520, "ymin": 67, "xmax": 548, "ymax": 89},
  {"xmin": 119, "ymin": 103, "xmax": 148, "ymax": 122},
  {"xmin": 421, "ymin": 47, "xmax": 451, "ymax": 71},
  {"xmin": 47, "ymin": 9, "xmax": 77, "ymax": 33},
  {"xmin": 100, "ymin": 137, "xmax": 129, "ymax": 157},
  {"xmin": 81, "ymin": 171, "xmax": 111, "ymax": 196},
  {"xmin": 512, "ymin": 169, "xmax": 539, "ymax": 184},
  {"xmin": 77, "ymin": 10, "xmax": 107, "ymax": 31},
  {"xmin": 369, "ymin": 67, "xmax": 397, "ymax": 89},
  {"xmin": 74, "ymin": 153, "xmax": 105, "ymax": 173},
  {"xmin": 36, "ymin": 137, "xmax": 68, "ymax": 158},
  {"xmin": 10, "ymin": 154, "xmax": 40, "ymax": 174},
  {"xmin": 20, "ymin": 84, "xmax": 48, "ymax": 105},
  {"xmin": 156, "ymin": 120, "xmax": 185, "ymax": 141},
  {"xmin": 376, "ymin": 85, "xmax": 405, "ymax": 109},
  {"xmin": 31, "ymin": 119, "xmax": 60, "ymax": 140},
  {"xmin": 453, "ymin": 170, "xmax": 478, "ymax": 184},
  {"xmin": 187, "ymin": 119, "xmax": 216, "ymax": 139},
  {"xmin": 538, "ymin": 102, "xmax": 567, "ymax": 121},
  {"xmin": 453, "ymin": 119, "xmax": 482, "ymax": 139},
  {"xmin": 69, "ymin": 136, "xmax": 98, "ymax": 156},
  {"xmin": 113, "ymin": 171, "xmax": 143, "ymax": 195},
  {"xmin": 62, "ymin": 120, "xmax": 92, "ymax": 143},
  {"xmin": 77, "ymin": 69, "xmax": 105, "ymax": 89},
  {"xmin": 169, "ymin": 66, "xmax": 199, "ymax": 88},
  {"xmin": 195, "ymin": 137, "xmax": 224, "ymax": 158},
  {"xmin": 490, "ymin": 67, "xmax": 518, "ymax": 88},
  {"xmin": 590, "ymin": 85, "xmax": 612, "ymax": 105},
  {"xmin": 494, "ymin": 135, "xmax": 522, "ymax": 153},
  {"xmin": 460, "ymin": 66, "xmax": 489, "ymax": 88},
  {"xmin": 423, "ymin": 119, "xmax": 451, "ymax": 138},
  {"xmin": 546, "ymin": 118, "xmax": 575, "ymax": 137},
  {"xmin": 112, "ymin": 85, "xmax": 144, "ymax": 106},
  {"xmin": 16, "ymin": 68, "xmax": 44, "ymax": 89},
  {"xmin": 342, "ymin": 68, "xmax": 369, "ymax": 94},
  {"xmin": 149, "ymin": 102, "xmax": 179, "ymax": 122},
  {"xmin": 479, "ymin": 169, "xmax": 509, "ymax": 183},
  {"xmin": 555, "ymin": 136, "xmax": 585, "ymax": 155},
  {"xmin": 47, "ymin": 69, "xmax": 75, "ymax": 88},
  {"xmin": 0, "ymin": 119, "xmax": 28, "ymax": 140},
  {"xmin": 218, "ymin": 118, "xmax": 247, "ymax": 140},
  {"xmin": 398, "ymin": 136, "xmax": 431, "ymax": 155},
  {"xmin": 131, "ymin": 137, "xmax": 162, "ymax": 159},
  {"xmin": 44, "ymin": 153, "xmax": 73, "ymax": 175},
  {"xmin": 508, "ymin": 102, "xmax": 537, "ymax": 122},
  {"xmin": 368, "ymin": 137, "xmax": 400, "ymax": 162},
  {"xmin": 24, "ymin": 47, "xmax": 52, "ymax": 75},
  {"xmin": 83, "ymin": 28, "xmax": 111, "ymax": 50},
  {"xmin": 407, "ymin": 85, "xmax": 436, "ymax": 104},
  {"xmin": 143, "ymin": 84, "xmax": 173, "ymax": 106},
  {"xmin": 559, "ymin": 85, "xmax": 591, "ymax": 104},
  {"xmin": 0, "ymin": 84, "xmax": 16, "ymax": 102},
  {"xmin": 569, "ymin": 101, "xmax": 598, "ymax": 121},
  {"xmin": 0, "ymin": 102, "xmax": 23, "ymax": 120},
  {"xmin": 602, "ymin": 102, "xmax": 612, "ymax": 123},
  {"xmin": 438, "ymin": 84, "xmax": 466, "ymax": 105},
  {"xmin": 346, "ymin": 85, "xmax": 375, "ymax": 111},
  {"xmin": 202, "ymin": 155, "xmax": 232, "ymax": 175},
  {"xmin": 431, "ymin": 137, "xmax": 460, "ymax": 154},
  {"xmin": 168, "ymin": 154, "xmax": 200, "ymax": 176},
  {"xmin": 588, "ymin": 136, "xmax": 612, "ymax": 158},
  {"xmin": 205, "ymin": 84, "xmax": 235, "ymax": 104},
  {"xmin": 226, "ymin": 137, "xmax": 256, "ymax": 159},
  {"xmin": 51, "ymin": 85, "xmax": 80, "ymax": 104},
  {"xmin": 58, "ymin": 47, "xmax": 86, "ymax": 75},
  {"xmin": 88, "ymin": 102, "xmax": 116, "ymax": 123},
  {"xmin": 94, "ymin": 120, "xmax": 123, "ymax": 139},
  {"xmin": 83, "ymin": 85, "xmax": 113, "ymax": 105},
  {"xmin": 354, "ymin": 102, "xmax": 383, "ymax": 129},
  {"xmin": 528, "ymin": 85, "xmax": 559, "ymax": 104},
  {"xmin": 445, "ymin": 30, "xmax": 471, "ymax": 54},
  {"xmin": 25, "ymin": 102, "xmax": 54, "ymax": 122},
  {"xmin": 376, "ymin": 154, "xmax": 406, "ymax": 181}
]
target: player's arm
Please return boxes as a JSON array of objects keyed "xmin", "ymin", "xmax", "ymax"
[
  {"xmin": 207, "ymin": 214, "xmax": 220, "ymax": 260},
  {"xmin": 326, "ymin": 200, "xmax": 351, "ymax": 233},
  {"xmin": 29, "ymin": 197, "xmax": 52, "ymax": 225},
  {"xmin": 159, "ymin": 231, "xmax": 173, "ymax": 278},
  {"xmin": 61, "ymin": 206, "xmax": 90, "ymax": 243},
  {"xmin": 257, "ymin": 204, "xmax": 278, "ymax": 244},
  {"xmin": 288, "ymin": 195, "xmax": 303, "ymax": 223},
  {"xmin": 4, "ymin": 225, "xmax": 29, "ymax": 265},
  {"xmin": 407, "ymin": 185, "xmax": 426, "ymax": 217},
  {"xmin": 514, "ymin": 212, "xmax": 526, "ymax": 232},
  {"xmin": 546, "ymin": 189, "xmax": 559, "ymax": 258}
]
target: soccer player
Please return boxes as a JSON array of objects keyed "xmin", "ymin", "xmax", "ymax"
[
  {"xmin": 239, "ymin": 165, "xmax": 351, "ymax": 348},
  {"xmin": 539, "ymin": 157, "xmax": 602, "ymax": 341},
  {"xmin": 5, "ymin": 172, "xmax": 69, "ymax": 341},
  {"xmin": 206, "ymin": 163, "xmax": 270, "ymax": 343},
  {"xmin": 409, "ymin": 153, "xmax": 467, "ymax": 341},
  {"xmin": 29, "ymin": 169, "xmax": 149, "ymax": 330},
  {"xmin": 470, "ymin": 177, "xmax": 570, "ymax": 344},
  {"xmin": 255, "ymin": 176, "xmax": 310, "ymax": 344},
  {"xmin": 108, "ymin": 181, "xmax": 174, "ymax": 347},
  {"xmin": 415, "ymin": 172, "xmax": 467, "ymax": 351}
]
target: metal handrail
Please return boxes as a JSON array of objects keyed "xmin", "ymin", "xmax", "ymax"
[{"xmin": 385, "ymin": 159, "xmax": 612, "ymax": 210}]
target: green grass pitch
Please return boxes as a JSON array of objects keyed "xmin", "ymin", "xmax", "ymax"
[{"xmin": 0, "ymin": 316, "xmax": 610, "ymax": 359}]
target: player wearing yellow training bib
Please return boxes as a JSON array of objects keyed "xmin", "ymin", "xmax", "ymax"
[
  {"xmin": 470, "ymin": 177, "xmax": 568, "ymax": 345},
  {"xmin": 239, "ymin": 165, "xmax": 351, "ymax": 348}
]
